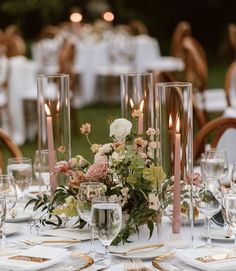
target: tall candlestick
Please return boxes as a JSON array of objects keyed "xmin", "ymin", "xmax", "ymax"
[
  {"xmin": 45, "ymin": 104, "xmax": 57, "ymax": 194},
  {"xmin": 172, "ymin": 117, "xmax": 181, "ymax": 234}
]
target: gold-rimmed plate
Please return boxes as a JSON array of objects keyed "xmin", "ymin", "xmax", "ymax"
[{"xmin": 46, "ymin": 251, "xmax": 94, "ymax": 271}]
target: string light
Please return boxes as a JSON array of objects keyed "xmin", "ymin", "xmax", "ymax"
[
  {"xmin": 103, "ymin": 11, "xmax": 114, "ymax": 22},
  {"xmin": 70, "ymin": 12, "xmax": 83, "ymax": 23}
]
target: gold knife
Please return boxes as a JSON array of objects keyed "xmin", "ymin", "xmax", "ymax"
[{"xmin": 112, "ymin": 244, "xmax": 164, "ymax": 255}]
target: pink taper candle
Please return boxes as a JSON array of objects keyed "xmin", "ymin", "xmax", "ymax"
[
  {"xmin": 45, "ymin": 104, "xmax": 57, "ymax": 194},
  {"xmin": 172, "ymin": 117, "xmax": 181, "ymax": 234},
  {"xmin": 138, "ymin": 100, "xmax": 144, "ymax": 135}
]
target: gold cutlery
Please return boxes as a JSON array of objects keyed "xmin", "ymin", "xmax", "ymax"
[
  {"xmin": 152, "ymin": 252, "xmax": 175, "ymax": 271},
  {"xmin": 197, "ymin": 252, "xmax": 236, "ymax": 263},
  {"xmin": 113, "ymin": 244, "xmax": 164, "ymax": 255},
  {"xmin": 123, "ymin": 259, "xmax": 152, "ymax": 271},
  {"xmin": 20, "ymin": 239, "xmax": 81, "ymax": 245}
]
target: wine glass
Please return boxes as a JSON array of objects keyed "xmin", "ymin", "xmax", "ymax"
[
  {"xmin": 203, "ymin": 148, "xmax": 228, "ymax": 183},
  {"xmin": 195, "ymin": 177, "xmax": 222, "ymax": 248},
  {"xmin": 7, "ymin": 157, "xmax": 32, "ymax": 202},
  {"xmin": 231, "ymin": 162, "xmax": 236, "ymax": 192},
  {"xmin": 34, "ymin": 150, "xmax": 50, "ymax": 194},
  {"xmin": 91, "ymin": 196, "xmax": 122, "ymax": 266},
  {"xmin": 77, "ymin": 182, "xmax": 105, "ymax": 258},
  {"xmin": 0, "ymin": 174, "xmax": 17, "ymax": 250},
  {"xmin": 223, "ymin": 190, "xmax": 236, "ymax": 248}
]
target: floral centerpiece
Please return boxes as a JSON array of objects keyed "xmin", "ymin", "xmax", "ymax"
[{"xmin": 27, "ymin": 118, "xmax": 166, "ymax": 244}]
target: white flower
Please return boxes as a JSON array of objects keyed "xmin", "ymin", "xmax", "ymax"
[
  {"xmin": 99, "ymin": 143, "xmax": 112, "ymax": 154},
  {"xmin": 109, "ymin": 118, "xmax": 132, "ymax": 141},
  {"xmin": 148, "ymin": 193, "xmax": 160, "ymax": 211},
  {"xmin": 146, "ymin": 128, "xmax": 156, "ymax": 136},
  {"xmin": 111, "ymin": 151, "xmax": 125, "ymax": 162}
]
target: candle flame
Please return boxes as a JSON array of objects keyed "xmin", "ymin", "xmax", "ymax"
[
  {"xmin": 130, "ymin": 98, "xmax": 134, "ymax": 109},
  {"xmin": 44, "ymin": 104, "xmax": 51, "ymax": 116},
  {"xmin": 140, "ymin": 100, "xmax": 144, "ymax": 112},
  {"xmin": 176, "ymin": 117, "xmax": 180, "ymax": 133},
  {"xmin": 56, "ymin": 101, "xmax": 60, "ymax": 112},
  {"xmin": 169, "ymin": 115, "xmax": 173, "ymax": 128}
]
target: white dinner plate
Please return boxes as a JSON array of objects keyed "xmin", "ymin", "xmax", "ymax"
[
  {"xmin": 109, "ymin": 244, "xmax": 170, "ymax": 259},
  {"xmin": 176, "ymin": 247, "xmax": 236, "ymax": 271},
  {"xmin": 201, "ymin": 227, "xmax": 234, "ymax": 242},
  {"xmin": 0, "ymin": 223, "xmax": 22, "ymax": 236},
  {"xmin": 0, "ymin": 245, "xmax": 69, "ymax": 271},
  {"xmin": 6, "ymin": 210, "xmax": 32, "ymax": 223},
  {"xmin": 40, "ymin": 227, "xmax": 91, "ymax": 241}
]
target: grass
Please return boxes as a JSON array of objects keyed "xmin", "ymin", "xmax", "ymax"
[{"xmin": 1, "ymin": 64, "xmax": 227, "ymax": 169}]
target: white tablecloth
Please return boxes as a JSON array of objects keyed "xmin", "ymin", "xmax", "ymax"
[
  {"xmin": 73, "ymin": 34, "xmax": 161, "ymax": 107},
  {"xmin": 4, "ymin": 202, "xmax": 233, "ymax": 271},
  {"xmin": 8, "ymin": 56, "xmax": 37, "ymax": 145}
]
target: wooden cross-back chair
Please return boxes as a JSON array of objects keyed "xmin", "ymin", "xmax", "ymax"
[
  {"xmin": 193, "ymin": 117, "xmax": 236, "ymax": 162},
  {"xmin": 181, "ymin": 36, "xmax": 208, "ymax": 93},
  {"xmin": 224, "ymin": 60, "xmax": 236, "ymax": 106},
  {"xmin": 0, "ymin": 128, "xmax": 22, "ymax": 170},
  {"xmin": 229, "ymin": 23, "xmax": 236, "ymax": 57},
  {"xmin": 171, "ymin": 21, "xmax": 192, "ymax": 58}
]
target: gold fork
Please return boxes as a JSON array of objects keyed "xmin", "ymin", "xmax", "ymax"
[
  {"xmin": 123, "ymin": 260, "xmax": 136, "ymax": 271},
  {"xmin": 133, "ymin": 258, "xmax": 152, "ymax": 271}
]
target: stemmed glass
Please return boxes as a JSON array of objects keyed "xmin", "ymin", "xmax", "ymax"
[
  {"xmin": 34, "ymin": 150, "xmax": 50, "ymax": 194},
  {"xmin": 223, "ymin": 190, "xmax": 236, "ymax": 248},
  {"xmin": 0, "ymin": 175, "xmax": 17, "ymax": 251},
  {"xmin": 91, "ymin": 196, "xmax": 122, "ymax": 266},
  {"xmin": 231, "ymin": 162, "xmax": 236, "ymax": 192},
  {"xmin": 77, "ymin": 182, "xmax": 105, "ymax": 258},
  {"xmin": 7, "ymin": 157, "xmax": 32, "ymax": 202},
  {"xmin": 195, "ymin": 177, "xmax": 222, "ymax": 248},
  {"xmin": 203, "ymin": 149, "xmax": 228, "ymax": 182}
]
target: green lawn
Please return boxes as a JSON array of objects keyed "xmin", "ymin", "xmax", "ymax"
[{"xmin": 2, "ymin": 64, "xmax": 227, "ymax": 168}]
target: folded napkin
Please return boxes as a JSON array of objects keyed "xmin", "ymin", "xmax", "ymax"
[{"xmin": 0, "ymin": 245, "xmax": 69, "ymax": 271}]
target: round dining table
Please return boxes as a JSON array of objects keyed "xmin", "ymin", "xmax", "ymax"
[{"xmin": 2, "ymin": 191, "xmax": 234, "ymax": 271}]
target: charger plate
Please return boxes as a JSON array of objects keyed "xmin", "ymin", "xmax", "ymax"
[{"xmin": 46, "ymin": 251, "xmax": 94, "ymax": 271}]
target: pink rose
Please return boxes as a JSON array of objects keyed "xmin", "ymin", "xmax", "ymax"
[
  {"xmin": 85, "ymin": 162, "xmax": 108, "ymax": 181},
  {"xmin": 69, "ymin": 170, "xmax": 86, "ymax": 188},
  {"xmin": 53, "ymin": 159, "xmax": 76, "ymax": 176},
  {"xmin": 94, "ymin": 153, "xmax": 108, "ymax": 164}
]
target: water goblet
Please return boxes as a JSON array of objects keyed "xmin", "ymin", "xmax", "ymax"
[
  {"xmin": 0, "ymin": 174, "xmax": 17, "ymax": 250},
  {"xmin": 77, "ymin": 182, "xmax": 105, "ymax": 258},
  {"xmin": 34, "ymin": 150, "xmax": 50, "ymax": 194},
  {"xmin": 7, "ymin": 157, "xmax": 32, "ymax": 202},
  {"xmin": 231, "ymin": 162, "xmax": 236, "ymax": 192},
  {"xmin": 203, "ymin": 148, "xmax": 228, "ymax": 182},
  {"xmin": 91, "ymin": 196, "xmax": 122, "ymax": 266},
  {"xmin": 223, "ymin": 190, "xmax": 236, "ymax": 248},
  {"xmin": 195, "ymin": 177, "xmax": 222, "ymax": 248}
]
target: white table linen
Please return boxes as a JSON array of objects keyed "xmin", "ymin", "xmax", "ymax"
[
  {"xmin": 5, "ymin": 201, "xmax": 233, "ymax": 271},
  {"xmin": 8, "ymin": 56, "xmax": 37, "ymax": 145}
]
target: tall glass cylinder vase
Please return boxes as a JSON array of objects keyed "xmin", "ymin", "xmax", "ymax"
[
  {"xmin": 155, "ymin": 82, "xmax": 193, "ymax": 248},
  {"xmin": 37, "ymin": 74, "xmax": 71, "ymax": 195},
  {"xmin": 120, "ymin": 72, "xmax": 154, "ymax": 135}
]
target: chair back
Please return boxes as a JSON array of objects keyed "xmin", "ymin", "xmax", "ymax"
[
  {"xmin": 0, "ymin": 128, "xmax": 22, "ymax": 170},
  {"xmin": 193, "ymin": 117, "xmax": 236, "ymax": 162},
  {"xmin": 171, "ymin": 21, "xmax": 192, "ymax": 58},
  {"xmin": 229, "ymin": 23, "xmax": 236, "ymax": 56},
  {"xmin": 182, "ymin": 36, "xmax": 208, "ymax": 93},
  {"xmin": 224, "ymin": 61, "xmax": 236, "ymax": 106}
]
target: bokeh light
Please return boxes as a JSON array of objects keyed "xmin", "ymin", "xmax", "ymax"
[
  {"xmin": 103, "ymin": 11, "xmax": 114, "ymax": 22},
  {"xmin": 70, "ymin": 12, "xmax": 83, "ymax": 23}
]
